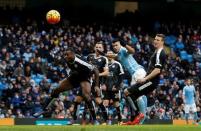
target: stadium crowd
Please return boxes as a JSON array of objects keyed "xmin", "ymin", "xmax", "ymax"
[{"xmin": 0, "ymin": 20, "xmax": 201, "ymax": 122}]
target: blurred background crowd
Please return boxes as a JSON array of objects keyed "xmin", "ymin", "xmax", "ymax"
[
  {"xmin": 0, "ymin": 20, "xmax": 201, "ymax": 121},
  {"xmin": 0, "ymin": 0, "xmax": 201, "ymax": 122}
]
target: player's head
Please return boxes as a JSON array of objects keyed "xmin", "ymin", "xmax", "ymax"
[
  {"xmin": 106, "ymin": 50, "xmax": 115, "ymax": 61},
  {"xmin": 65, "ymin": 48, "xmax": 75, "ymax": 62},
  {"xmin": 95, "ymin": 41, "xmax": 105, "ymax": 55},
  {"xmin": 185, "ymin": 78, "xmax": 192, "ymax": 86},
  {"xmin": 153, "ymin": 34, "xmax": 165, "ymax": 49},
  {"xmin": 112, "ymin": 38, "xmax": 121, "ymax": 53}
]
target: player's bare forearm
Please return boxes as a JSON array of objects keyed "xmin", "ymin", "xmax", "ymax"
[
  {"xmin": 99, "ymin": 68, "xmax": 109, "ymax": 77},
  {"xmin": 182, "ymin": 95, "xmax": 186, "ymax": 103},
  {"xmin": 144, "ymin": 68, "xmax": 161, "ymax": 81},
  {"xmin": 93, "ymin": 68, "xmax": 99, "ymax": 87},
  {"xmin": 106, "ymin": 53, "xmax": 117, "ymax": 59},
  {"xmin": 125, "ymin": 45, "xmax": 135, "ymax": 54}
]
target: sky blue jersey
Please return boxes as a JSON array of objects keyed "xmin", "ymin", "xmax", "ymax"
[
  {"xmin": 183, "ymin": 85, "xmax": 196, "ymax": 105},
  {"xmin": 117, "ymin": 47, "xmax": 143, "ymax": 75}
]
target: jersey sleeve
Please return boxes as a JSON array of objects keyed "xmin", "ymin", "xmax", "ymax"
[
  {"xmin": 84, "ymin": 62, "xmax": 95, "ymax": 71},
  {"xmin": 155, "ymin": 51, "xmax": 166, "ymax": 69},
  {"xmin": 102, "ymin": 56, "xmax": 109, "ymax": 69},
  {"xmin": 119, "ymin": 47, "xmax": 128, "ymax": 56},
  {"xmin": 75, "ymin": 57, "xmax": 95, "ymax": 71},
  {"xmin": 193, "ymin": 85, "xmax": 196, "ymax": 94},
  {"xmin": 86, "ymin": 54, "xmax": 93, "ymax": 63},
  {"xmin": 183, "ymin": 86, "xmax": 186, "ymax": 96},
  {"xmin": 117, "ymin": 62, "xmax": 124, "ymax": 75}
]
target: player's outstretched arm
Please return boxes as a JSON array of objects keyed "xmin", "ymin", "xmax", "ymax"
[
  {"xmin": 93, "ymin": 67, "xmax": 99, "ymax": 87},
  {"xmin": 93, "ymin": 67, "xmax": 101, "ymax": 95},
  {"xmin": 106, "ymin": 53, "xmax": 117, "ymax": 59},
  {"xmin": 99, "ymin": 67, "xmax": 109, "ymax": 77},
  {"xmin": 119, "ymin": 38, "xmax": 135, "ymax": 54},
  {"xmin": 137, "ymin": 68, "xmax": 161, "ymax": 83},
  {"xmin": 124, "ymin": 44, "xmax": 135, "ymax": 54}
]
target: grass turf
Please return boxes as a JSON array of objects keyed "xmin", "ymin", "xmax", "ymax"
[{"xmin": 0, "ymin": 125, "xmax": 200, "ymax": 131}]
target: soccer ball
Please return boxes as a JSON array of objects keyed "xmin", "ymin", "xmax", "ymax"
[{"xmin": 46, "ymin": 10, "xmax": 60, "ymax": 24}]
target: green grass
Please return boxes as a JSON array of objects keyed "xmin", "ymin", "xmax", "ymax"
[{"xmin": 0, "ymin": 125, "xmax": 200, "ymax": 131}]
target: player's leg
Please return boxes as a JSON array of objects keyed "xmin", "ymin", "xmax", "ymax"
[
  {"xmin": 95, "ymin": 96, "xmax": 109, "ymax": 124},
  {"xmin": 33, "ymin": 78, "xmax": 74, "ymax": 117},
  {"xmin": 80, "ymin": 81, "xmax": 97, "ymax": 124},
  {"xmin": 184, "ymin": 104, "xmax": 190, "ymax": 124},
  {"xmin": 131, "ymin": 68, "xmax": 147, "ymax": 117},
  {"xmin": 48, "ymin": 78, "xmax": 74, "ymax": 109},
  {"xmin": 72, "ymin": 94, "xmax": 83, "ymax": 121},
  {"xmin": 126, "ymin": 80, "xmax": 155, "ymax": 100},
  {"xmin": 94, "ymin": 86, "xmax": 108, "ymax": 123},
  {"xmin": 113, "ymin": 91, "xmax": 122, "ymax": 124},
  {"xmin": 123, "ymin": 68, "xmax": 147, "ymax": 125},
  {"xmin": 102, "ymin": 97, "xmax": 110, "ymax": 125},
  {"xmin": 125, "ymin": 73, "xmax": 139, "ymax": 113},
  {"xmin": 192, "ymin": 103, "xmax": 198, "ymax": 124},
  {"xmin": 125, "ymin": 81, "xmax": 155, "ymax": 125},
  {"xmin": 102, "ymin": 90, "xmax": 110, "ymax": 117},
  {"xmin": 51, "ymin": 78, "xmax": 74, "ymax": 98},
  {"xmin": 45, "ymin": 78, "xmax": 74, "ymax": 108},
  {"xmin": 82, "ymin": 103, "xmax": 88, "ymax": 123},
  {"xmin": 136, "ymin": 95, "xmax": 147, "ymax": 124}
]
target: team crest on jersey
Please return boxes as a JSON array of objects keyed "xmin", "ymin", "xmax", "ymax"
[
  {"xmin": 112, "ymin": 65, "xmax": 115, "ymax": 68},
  {"xmin": 98, "ymin": 59, "xmax": 102, "ymax": 62}
]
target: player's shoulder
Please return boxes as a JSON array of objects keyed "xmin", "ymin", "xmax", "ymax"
[
  {"xmin": 76, "ymin": 54, "xmax": 87, "ymax": 61},
  {"xmin": 100, "ymin": 55, "xmax": 108, "ymax": 61},
  {"xmin": 86, "ymin": 53, "xmax": 95, "ymax": 60},
  {"xmin": 75, "ymin": 55, "xmax": 91, "ymax": 64},
  {"xmin": 87, "ymin": 53, "xmax": 95, "ymax": 58},
  {"xmin": 160, "ymin": 49, "xmax": 166, "ymax": 57},
  {"xmin": 113, "ymin": 60, "xmax": 122, "ymax": 66},
  {"xmin": 119, "ymin": 46, "xmax": 127, "ymax": 53},
  {"xmin": 88, "ymin": 53, "xmax": 95, "ymax": 57},
  {"xmin": 74, "ymin": 56, "xmax": 94, "ymax": 69},
  {"xmin": 183, "ymin": 85, "xmax": 187, "ymax": 89}
]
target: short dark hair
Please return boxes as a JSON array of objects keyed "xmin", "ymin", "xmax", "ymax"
[
  {"xmin": 66, "ymin": 47, "xmax": 75, "ymax": 53},
  {"xmin": 112, "ymin": 38, "xmax": 120, "ymax": 44},
  {"xmin": 156, "ymin": 34, "xmax": 165, "ymax": 41},
  {"xmin": 95, "ymin": 41, "xmax": 106, "ymax": 51},
  {"xmin": 112, "ymin": 38, "xmax": 127, "ymax": 46},
  {"xmin": 95, "ymin": 41, "xmax": 104, "ymax": 45},
  {"xmin": 185, "ymin": 77, "xmax": 192, "ymax": 81}
]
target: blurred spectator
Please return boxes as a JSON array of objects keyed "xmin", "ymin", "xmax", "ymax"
[{"xmin": 0, "ymin": 19, "xmax": 200, "ymax": 122}]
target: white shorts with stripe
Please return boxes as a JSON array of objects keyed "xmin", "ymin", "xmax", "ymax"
[
  {"xmin": 131, "ymin": 68, "xmax": 147, "ymax": 85},
  {"xmin": 184, "ymin": 103, "xmax": 197, "ymax": 113}
]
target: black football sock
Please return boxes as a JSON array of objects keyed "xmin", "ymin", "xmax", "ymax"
[
  {"xmin": 98, "ymin": 103, "xmax": 108, "ymax": 122},
  {"xmin": 116, "ymin": 106, "xmax": 122, "ymax": 122},
  {"xmin": 85, "ymin": 100, "xmax": 97, "ymax": 121}
]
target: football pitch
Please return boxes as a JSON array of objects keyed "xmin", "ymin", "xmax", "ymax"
[{"xmin": 0, "ymin": 125, "xmax": 200, "ymax": 131}]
